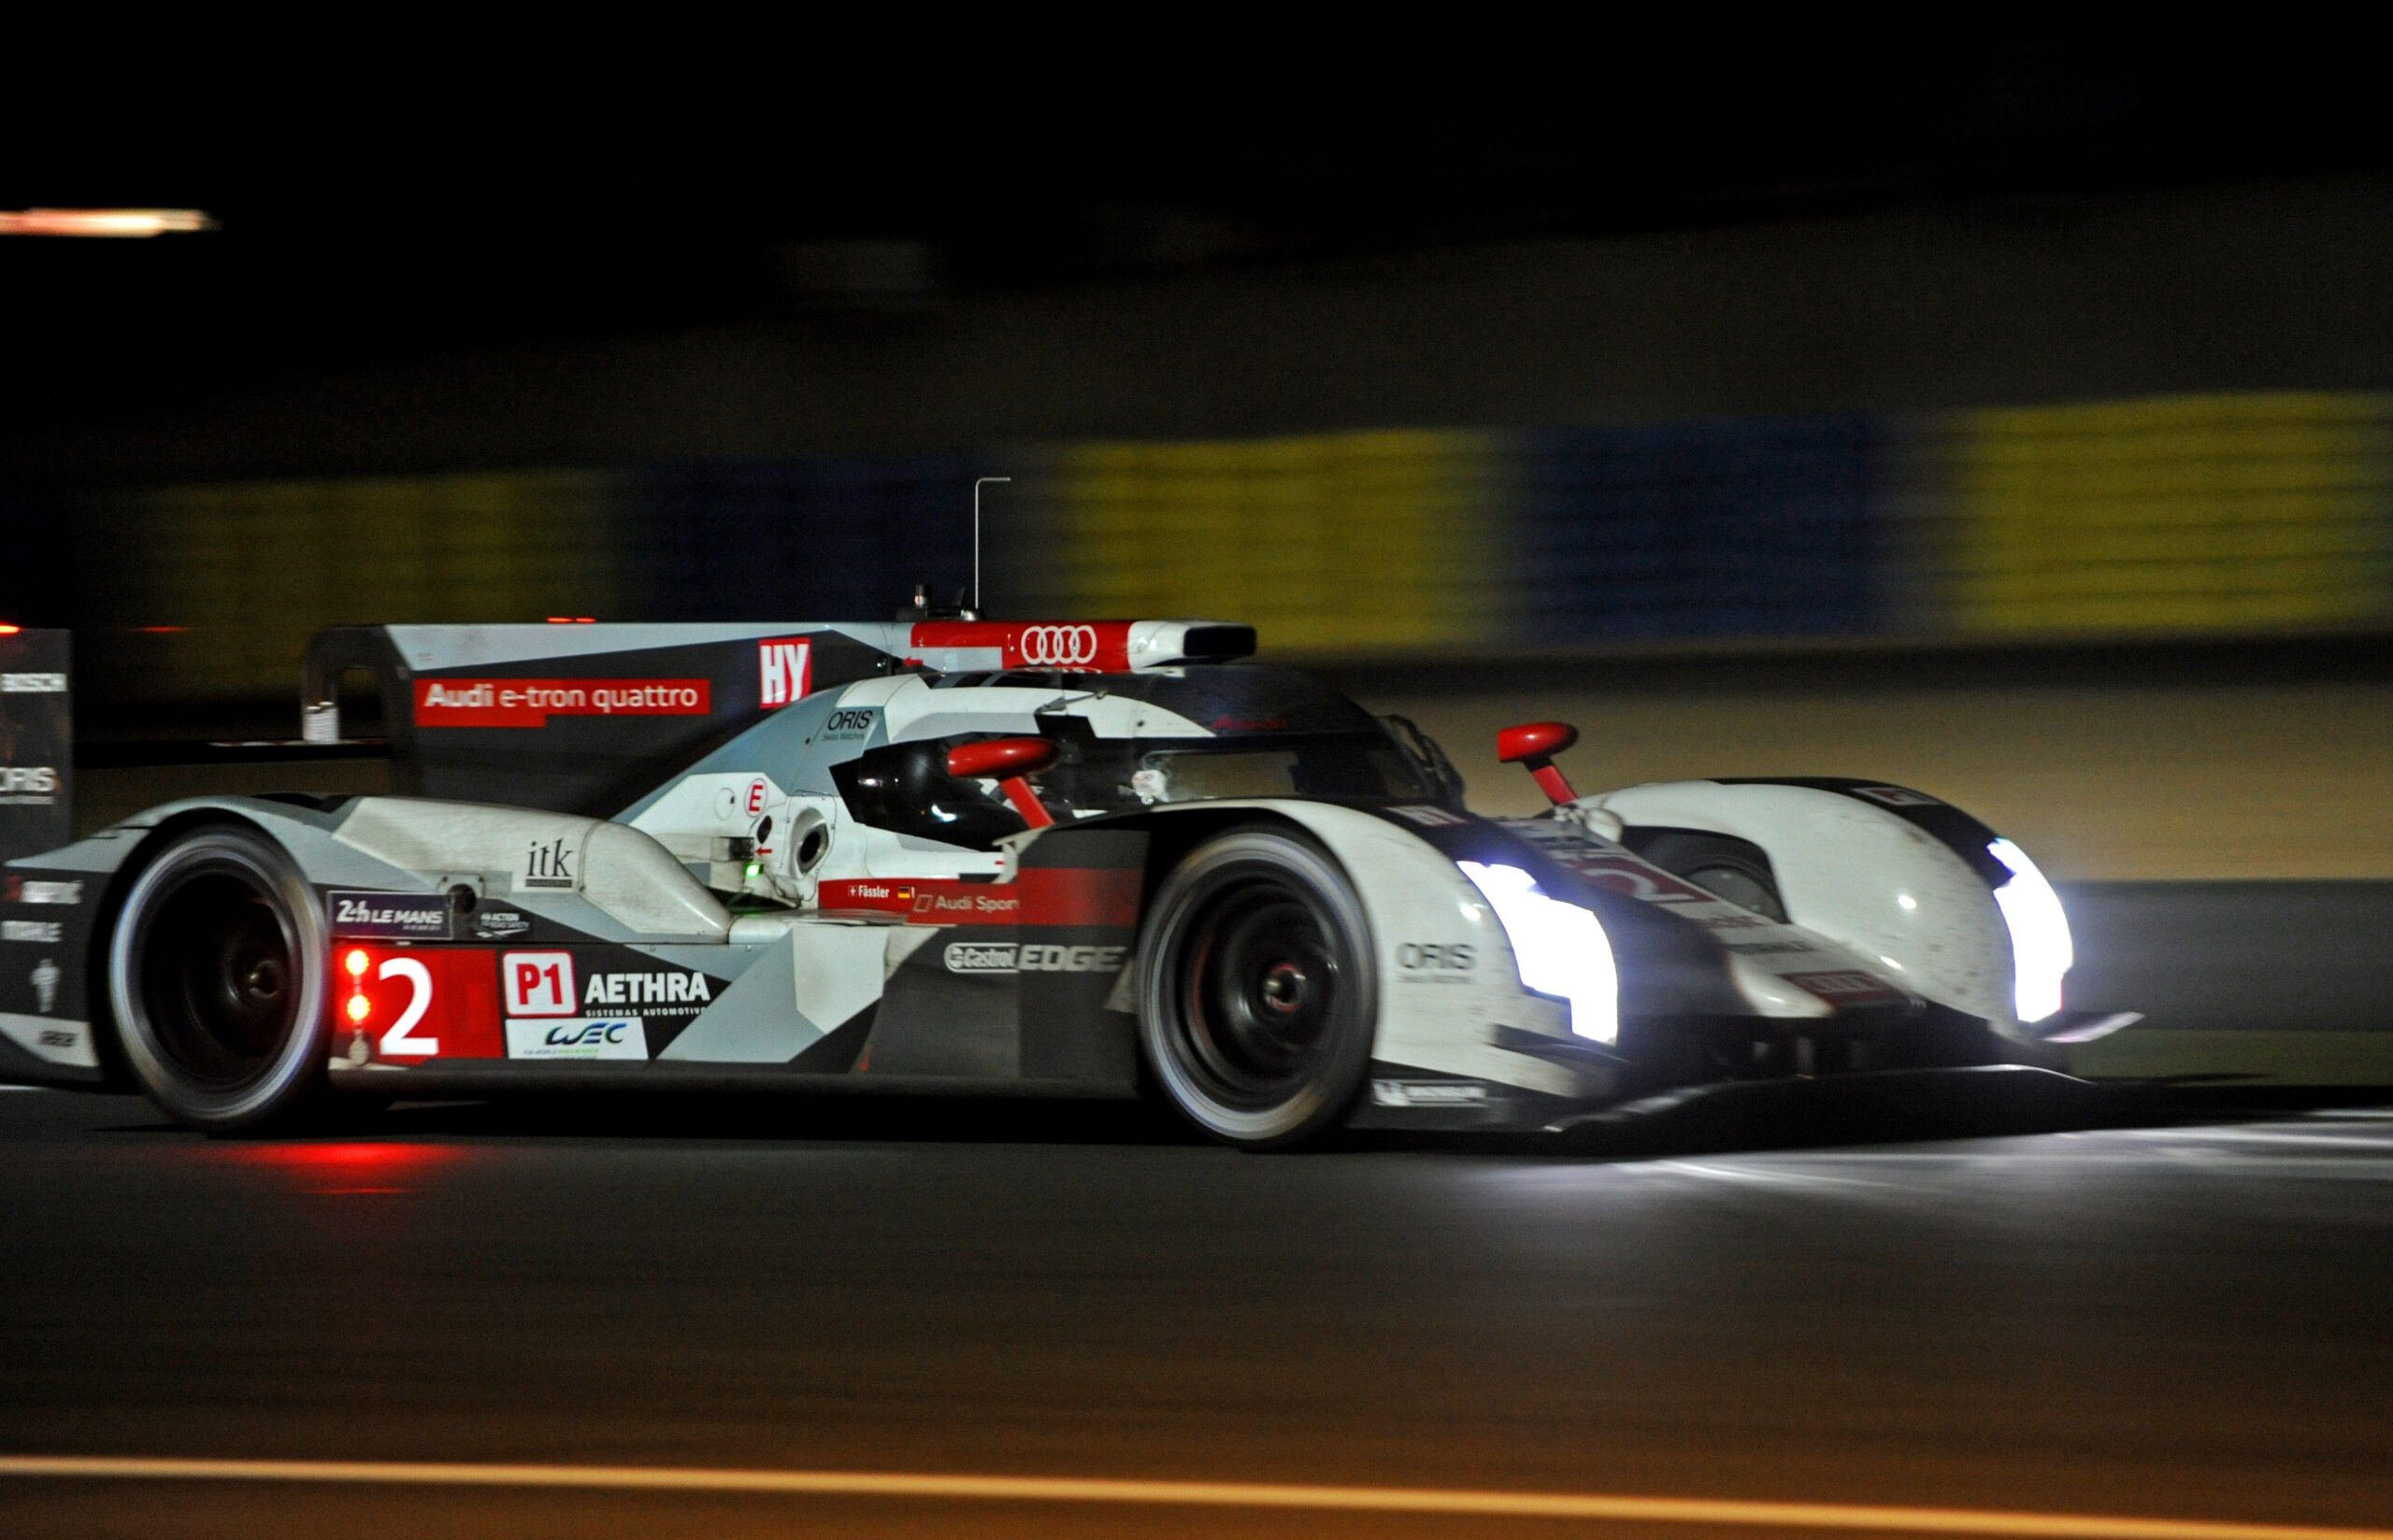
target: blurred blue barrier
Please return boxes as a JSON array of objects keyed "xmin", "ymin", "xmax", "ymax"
[
  {"xmin": 1508, "ymin": 416, "xmax": 1884, "ymax": 643},
  {"xmin": 619, "ymin": 458, "xmax": 984, "ymax": 620}
]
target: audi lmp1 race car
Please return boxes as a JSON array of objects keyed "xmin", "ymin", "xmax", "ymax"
[{"xmin": 0, "ymin": 616, "xmax": 2128, "ymax": 1147}]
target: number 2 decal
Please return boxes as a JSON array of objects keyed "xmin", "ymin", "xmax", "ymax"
[{"xmin": 377, "ymin": 956, "xmax": 439, "ymax": 1057}]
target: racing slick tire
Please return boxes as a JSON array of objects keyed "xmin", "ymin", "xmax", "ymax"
[
  {"xmin": 1137, "ymin": 827, "xmax": 1375, "ymax": 1150},
  {"xmin": 1629, "ymin": 831, "xmax": 1788, "ymax": 922},
  {"xmin": 107, "ymin": 821, "xmax": 336, "ymax": 1134}
]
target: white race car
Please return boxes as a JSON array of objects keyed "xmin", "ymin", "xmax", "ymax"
[{"xmin": 0, "ymin": 616, "xmax": 2126, "ymax": 1146}]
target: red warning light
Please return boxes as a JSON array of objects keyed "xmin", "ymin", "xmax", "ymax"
[
  {"xmin": 344, "ymin": 993, "xmax": 371, "ymax": 1024},
  {"xmin": 0, "ymin": 624, "xmax": 21, "ymax": 636}
]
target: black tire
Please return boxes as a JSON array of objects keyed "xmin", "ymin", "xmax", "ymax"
[
  {"xmin": 1137, "ymin": 827, "xmax": 1375, "ymax": 1149},
  {"xmin": 107, "ymin": 822, "xmax": 334, "ymax": 1134},
  {"xmin": 1630, "ymin": 831, "xmax": 1788, "ymax": 922}
]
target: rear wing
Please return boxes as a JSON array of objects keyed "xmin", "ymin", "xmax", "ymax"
[{"xmin": 303, "ymin": 623, "xmax": 908, "ymax": 819}]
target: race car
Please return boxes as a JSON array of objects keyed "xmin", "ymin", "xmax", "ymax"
[{"xmin": 0, "ymin": 615, "xmax": 2128, "ymax": 1147}]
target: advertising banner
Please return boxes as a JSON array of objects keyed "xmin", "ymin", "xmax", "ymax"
[{"xmin": 0, "ymin": 629, "xmax": 70, "ymax": 867}]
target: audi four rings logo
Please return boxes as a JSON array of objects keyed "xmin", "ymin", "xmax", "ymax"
[{"xmin": 1016, "ymin": 624, "xmax": 1099, "ymax": 666}]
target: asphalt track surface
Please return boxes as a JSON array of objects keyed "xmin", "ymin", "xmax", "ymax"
[{"xmin": 3, "ymin": 1085, "xmax": 2392, "ymax": 1538}]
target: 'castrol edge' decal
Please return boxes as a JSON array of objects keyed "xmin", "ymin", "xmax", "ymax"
[{"xmin": 414, "ymin": 677, "xmax": 712, "ymax": 729}]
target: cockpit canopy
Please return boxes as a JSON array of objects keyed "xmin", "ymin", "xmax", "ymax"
[{"xmin": 832, "ymin": 664, "xmax": 1459, "ymax": 849}]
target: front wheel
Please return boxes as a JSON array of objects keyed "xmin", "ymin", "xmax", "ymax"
[
  {"xmin": 1629, "ymin": 831, "xmax": 1788, "ymax": 921},
  {"xmin": 107, "ymin": 822, "xmax": 335, "ymax": 1133},
  {"xmin": 1137, "ymin": 828, "xmax": 1375, "ymax": 1149}
]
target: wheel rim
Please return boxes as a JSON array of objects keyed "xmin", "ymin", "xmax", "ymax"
[
  {"xmin": 134, "ymin": 861, "xmax": 302, "ymax": 1091},
  {"xmin": 1687, "ymin": 863, "xmax": 1785, "ymax": 921},
  {"xmin": 1174, "ymin": 877, "xmax": 1342, "ymax": 1110}
]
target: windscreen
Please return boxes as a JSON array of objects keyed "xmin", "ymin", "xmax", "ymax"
[{"xmin": 1036, "ymin": 732, "xmax": 1434, "ymax": 815}]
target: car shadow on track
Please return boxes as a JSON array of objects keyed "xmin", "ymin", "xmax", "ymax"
[
  {"xmin": 1428, "ymin": 1065, "xmax": 2393, "ymax": 1160},
  {"xmin": 424, "ymin": 1093, "xmax": 1209, "ymax": 1147},
  {"xmin": 66, "ymin": 1063, "xmax": 2393, "ymax": 1161}
]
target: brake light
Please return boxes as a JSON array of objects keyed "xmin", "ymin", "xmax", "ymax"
[{"xmin": 342, "ymin": 949, "xmax": 372, "ymax": 1024}]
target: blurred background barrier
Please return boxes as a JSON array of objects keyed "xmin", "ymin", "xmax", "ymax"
[
  {"xmin": 1942, "ymin": 394, "xmax": 2393, "ymax": 635},
  {"xmin": 1505, "ymin": 416, "xmax": 1885, "ymax": 642},
  {"xmin": 1020, "ymin": 430, "xmax": 1500, "ymax": 651},
  {"xmin": 75, "ymin": 388, "xmax": 2393, "ymax": 701}
]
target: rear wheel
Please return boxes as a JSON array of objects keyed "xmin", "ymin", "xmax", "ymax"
[
  {"xmin": 107, "ymin": 823, "xmax": 334, "ymax": 1133},
  {"xmin": 1137, "ymin": 828, "xmax": 1374, "ymax": 1149}
]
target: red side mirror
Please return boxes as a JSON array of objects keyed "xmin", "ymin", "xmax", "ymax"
[
  {"xmin": 1497, "ymin": 720, "xmax": 1581, "ymax": 806},
  {"xmin": 1497, "ymin": 721, "xmax": 1579, "ymax": 764},
  {"xmin": 946, "ymin": 737, "xmax": 1059, "ymax": 828}
]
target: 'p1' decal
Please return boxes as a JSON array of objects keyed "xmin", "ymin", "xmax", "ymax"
[
  {"xmin": 759, "ymin": 637, "xmax": 813, "ymax": 708},
  {"xmin": 505, "ymin": 951, "xmax": 578, "ymax": 1017}
]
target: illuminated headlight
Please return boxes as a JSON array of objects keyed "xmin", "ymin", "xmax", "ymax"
[
  {"xmin": 1457, "ymin": 861, "xmax": 1619, "ymax": 1045},
  {"xmin": 1988, "ymin": 837, "xmax": 2071, "ymax": 1023}
]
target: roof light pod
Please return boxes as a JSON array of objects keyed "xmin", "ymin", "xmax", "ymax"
[
  {"xmin": 906, "ymin": 620, "xmax": 1255, "ymax": 674},
  {"xmin": 1125, "ymin": 620, "xmax": 1256, "ymax": 667}
]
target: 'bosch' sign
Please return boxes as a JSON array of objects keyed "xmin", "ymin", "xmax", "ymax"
[{"xmin": 1017, "ymin": 625, "xmax": 1099, "ymax": 667}]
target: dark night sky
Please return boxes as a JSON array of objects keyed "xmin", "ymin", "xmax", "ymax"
[{"xmin": 6, "ymin": 38, "xmax": 2388, "ymax": 435}]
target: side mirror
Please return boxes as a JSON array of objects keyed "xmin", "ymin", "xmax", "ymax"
[
  {"xmin": 1497, "ymin": 720, "xmax": 1581, "ymax": 806},
  {"xmin": 946, "ymin": 737, "xmax": 1059, "ymax": 828}
]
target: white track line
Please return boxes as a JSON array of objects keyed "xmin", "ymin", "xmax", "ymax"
[{"xmin": 0, "ymin": 1457, "xmax": 2385, "ymax": 1540}]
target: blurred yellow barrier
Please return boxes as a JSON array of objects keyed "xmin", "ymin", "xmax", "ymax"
[
  {"xmin": 1943, "ymin": 393, "xmax": 2392, "ymax": 634},
  {"xmin": 1043, "ymin": 430, "xmax": 1498, "ymax": 651},
  {"xmin": 101, "ymin": 472, "xmax": 622, "ymax": 701}
]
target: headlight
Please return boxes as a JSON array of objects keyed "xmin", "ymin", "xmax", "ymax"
[
  {"xmin": 1988, "ymin": 837, "xmax": 2071, "ymax": 1023},
  {"xmin": 1457, "ymin": 861, "xmax": 1619, "ymax": 1045}
]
